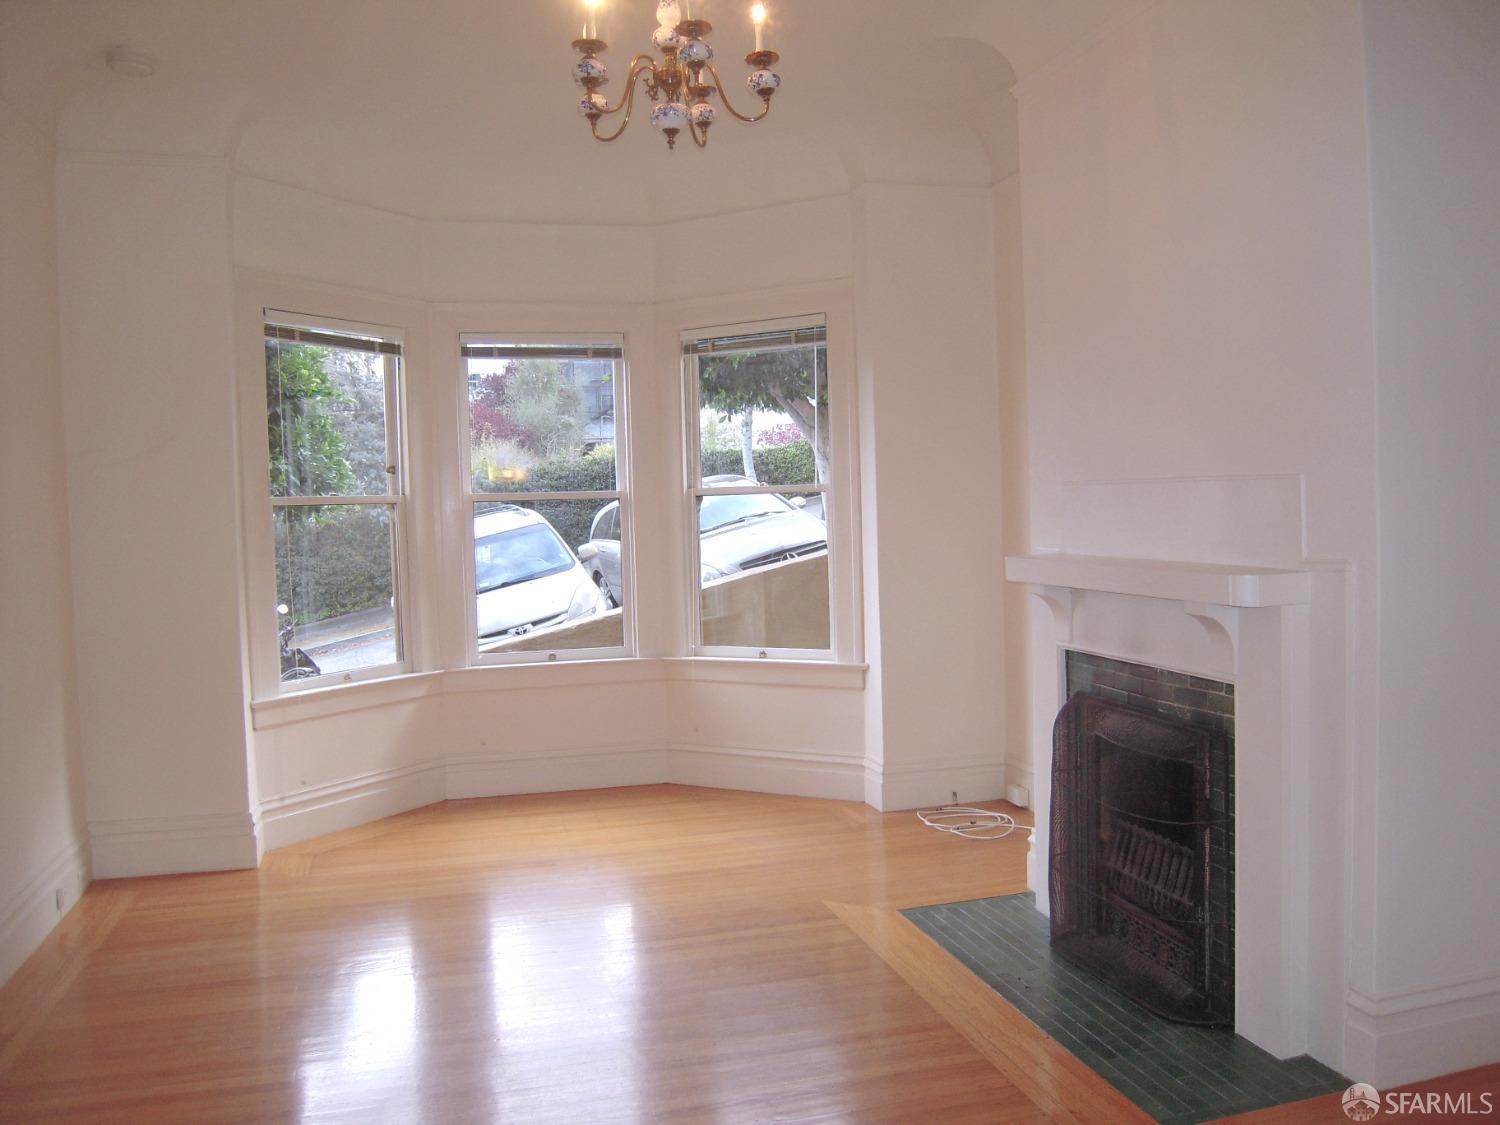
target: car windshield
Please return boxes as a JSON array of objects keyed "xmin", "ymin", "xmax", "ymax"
[
  {"xmin": 475, "ymin": 523, "xmax": 575, "ymax": 593},
  {"xmin": 699, "ymin": 492, "xmax": 790, "ymax": 533}
]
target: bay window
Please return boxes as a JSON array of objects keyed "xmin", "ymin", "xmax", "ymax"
[{"xmin": 246, "ymin": 295, "xmax": 854, "ymax": 702}]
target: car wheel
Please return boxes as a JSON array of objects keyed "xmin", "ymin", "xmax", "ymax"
[{"xmin": 593, "ymin": 571, "xmax": 618, "ymax": 609}]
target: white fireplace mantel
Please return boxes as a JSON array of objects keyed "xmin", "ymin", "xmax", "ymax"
[
  {"xmin": 1004, "ymin": 552, "xmax": 1312, "ymax": 608},
  {"xmin": 1006, "ymin": 550, "xmax": 1323, "ymax": 1064}
]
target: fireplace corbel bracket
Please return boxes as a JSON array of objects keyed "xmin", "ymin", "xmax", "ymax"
[
  {"xmin": 1033, "ymin": 585, "xmax": 1075, "ymax": 643},
  {"xmin": 1182, "ymin": 601, "xmax": 1241, "ymax": 675}
]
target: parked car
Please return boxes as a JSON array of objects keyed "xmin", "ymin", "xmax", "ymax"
[
  {"xmin": 577, "ymin": 476, "xmax": 826, "ymax": 607},
  {"xmin": 474, "ymin": 505, "xmax": 606, "ymax": 641}
]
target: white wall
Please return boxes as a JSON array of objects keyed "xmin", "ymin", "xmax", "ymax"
[
  {"xmin": 55, "ymin": 154, "xmax": 258, "ymax": 877},
  {"xmin": 1007, "ymin": 0, "xmax": 1377, "ymax": 1076},
  {"xmin": 995, "ymin": 169, "xmax": 1031, "ymax": 801},
  {"xmin": 1361, "ymin": 0, "xmax": 1500, "ymax": 1084},
  {"xmin": 853, "ymin": 182, "xmax": 1008, "ymax": 810},
  {"xmin": 0, "ymin": 102, "xmax": 89, "ymax": 985}
]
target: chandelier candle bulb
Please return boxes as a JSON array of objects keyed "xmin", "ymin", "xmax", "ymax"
[
  {"xmin": 582, "ymin": 0, "xmax": 600, "ymax": 42},
  {"xmin": 752, "ymin": 3, "xmax": 766, "ymax": 51}
]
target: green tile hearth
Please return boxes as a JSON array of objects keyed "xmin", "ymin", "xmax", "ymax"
[{"xmin": 902, "ymin": 894, "xmax": 1346, "ymax": 1124}]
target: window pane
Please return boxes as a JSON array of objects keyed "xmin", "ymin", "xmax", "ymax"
[
  {"xmin": 273, "ymin": 505, "xmax": 398, "ymax": 678},
  {"xmin": 474, "ymin": 500, "xmax": 623, "ymax": 653},
  {"xmin": 266, "ymin": 336, "xmax": 394, "ymax": 498},
  {"xmin": 697, "ymin": 495, "xmax": 829, "ymax": 651},
  {"xmin": 697, "ymin": 343, "xmax": 825, "ymax": 489},
  {"xmin": 468, "ymin": 355, "xmax": 617, "ymax": 494}
]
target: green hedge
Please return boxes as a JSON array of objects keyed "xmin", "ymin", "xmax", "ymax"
[
  {"xmin": 275, "ymin": 506, "xmax": 393, "ymax": 624},
  {"xmin": 480, "ymin": 441, "xmax": 815, "ymax": 553},
  {"xmin": 272, "ymin": 439, "xmax": 821, "ymax": 628},
  {"xmin": 701, "ymin": 439, "xmax": 815, "ymax": 487},
  {"xmin": 476, "ymin": 447, "xmax": 617, "ymax": 550}
]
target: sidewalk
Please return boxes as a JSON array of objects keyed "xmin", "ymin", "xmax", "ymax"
[{"xmin": 294, "ymin": 604, "xmax": 393, "ymax": 648}]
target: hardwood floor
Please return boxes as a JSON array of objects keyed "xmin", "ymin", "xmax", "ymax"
[{"xmin": 0, "ymin": 785, "xmax": 1492, "ymax": 1123}]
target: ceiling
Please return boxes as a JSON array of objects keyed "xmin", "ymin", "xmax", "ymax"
[{"xmin": 0, "ymin": 0, "xmax": 1137, "ymax": 225}]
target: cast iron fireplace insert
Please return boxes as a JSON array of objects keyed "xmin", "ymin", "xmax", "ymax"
[{"xmin": 1050, "ymin": 692, "xmax": 1232, "ymax": 1027}]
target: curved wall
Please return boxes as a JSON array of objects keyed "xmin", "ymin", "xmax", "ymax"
[{"xmin": 231, "ymin": 166, "xmax": 1007, "ymax": 848}]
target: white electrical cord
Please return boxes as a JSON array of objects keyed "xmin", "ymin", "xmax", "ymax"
[{"xmin": 916, "ymin": 805, "xmax": 1028, "ymax": 840}]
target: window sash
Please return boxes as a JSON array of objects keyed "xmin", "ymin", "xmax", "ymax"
[
  {"xmin": 680, "ymin": 313, "xmax": 827, "ymax": 355},
  {"xmin": 461, "ymin": 342, "xmax": 624, "ymax": 360},
  {"xmin": 463, "ymin": 336, "xmax": 630, "ymax": 664},
  {"xmin": 683, "ymin": 316, "xmax": 833, "ymax": 659},
  {"xmin": 263, "ymin": 318, "xmax": 409, "ymax": 689},
  {"xmin": 265, "ymin": 323, "xmax": 402, "ymax": 356}
]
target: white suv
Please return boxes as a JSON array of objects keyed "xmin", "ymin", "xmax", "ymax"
[{"xmin": 474, "ymin": 505, "xmax": 606, "ymax": 641}]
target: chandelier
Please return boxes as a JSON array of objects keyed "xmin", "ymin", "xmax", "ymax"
[{"xmin": 572, "ymin": 0, "xmax": 781, "ymax": 150}]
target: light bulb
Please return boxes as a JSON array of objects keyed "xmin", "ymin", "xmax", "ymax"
[{"xmin": 751, "ymin": 3, "xmax": 766, "ymax": 50}]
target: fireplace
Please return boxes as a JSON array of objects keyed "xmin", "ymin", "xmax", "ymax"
[
  {"xmin": 1006, "ymin": 550, "xmax": 1328, "ymax": 1064},
  {"xmin": 1049, "ymin": 654, "xmax": 1235, "ymax": 1027}
]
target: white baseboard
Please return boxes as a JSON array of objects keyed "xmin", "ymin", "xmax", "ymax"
[
  {"xmin": 667, "ymin": 744, "xmax": 864, "ymax": 801},
  {"xmin": 257, "ymin": 743, "xmax": 866, "ymax": 852},
  {"xmin": 1345, "ymin": 976, "xmax": 1500, "ymax": 1087},
  {"xmin": 1004, "ymin": 761, "xmax": 1035, "ymax": 804},
  {"xmin": 868, "ymin": 759, "xmax": 1008, "ymax": 812},
  {"xmin": 89, "ymin": 812, "xmax": 260, "ymax": 878},
  {"xmin": 446, "ymin": 744, "xmax": 669, "ymax": 800},
  {"xmin": 258, "ymin": 763, "xmax": 448, "ymax": 852},
  {"xmin": 0, "ymin": 837, "xmax": 90, "ymax": 987}
]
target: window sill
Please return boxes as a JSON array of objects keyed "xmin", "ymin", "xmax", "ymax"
[
  {"xmin": 251, "ymin": 670, "xmax": 446, "ymax": 730},
  {"xmin": 250, "ymin": 655, "xmax": 868, "ymax": 730},
  {"xmin": 662, "ymin": 657, "xmax": 867, "ymax": 691}
]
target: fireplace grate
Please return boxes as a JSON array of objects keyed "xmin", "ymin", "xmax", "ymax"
[
  {"xmin": 1108, "ymin": 819, "xmax": 1199, "ymax": 920},
  {"xmin": 1050, "ymin": 692, "xmax": 1232, "ymax": 1027}
]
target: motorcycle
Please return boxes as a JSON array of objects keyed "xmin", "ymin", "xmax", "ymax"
[{"xmin": 278, "ymin": 604, "xmax": 322, "ymax": 681}]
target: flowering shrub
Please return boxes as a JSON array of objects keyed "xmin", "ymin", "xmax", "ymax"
[{"xmin": 756, "ymin": 422, "xmax": 801, "ymax": 447}]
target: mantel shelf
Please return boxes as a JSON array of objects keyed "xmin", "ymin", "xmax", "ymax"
[{"xmin": 1004, "ymin": 553, "xmax": 1311, "ymax": 608}]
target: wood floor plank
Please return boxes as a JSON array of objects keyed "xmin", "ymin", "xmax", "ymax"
[
  {"xmin": 0, "ymin": 880, "xmax": 136, "ymax": 1073},
  {"xmin": 830, "ymin": 900, "xmax": 1150, "ymax": 1125},
  {"xmin": 2, "ymin": 786, "xmax": 1490, "ymax": 1123},
  {"xmin": 1221, "ymin": 1061, "xmax": 1500, "ymax": 1123},
  {"xmin": 0, "ymin": 787, "xmax": 1040, "ymax": 1123}
]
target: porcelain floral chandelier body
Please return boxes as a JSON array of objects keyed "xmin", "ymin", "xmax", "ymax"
[{"xmin": 572, "ymin": 0, "xmax": 781, "ymax": 149}]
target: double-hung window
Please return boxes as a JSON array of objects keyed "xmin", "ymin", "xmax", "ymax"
[
  {"xmin": 264, "ymin": 318, "xmax": 406, "ymax": 686},
  {"xmin": 683, "ymin": 315, "xmax": 833, "ymax": 657},
  {"xmin": 462, "ymin": 335, "xmax": 629, "ymax": 662}
]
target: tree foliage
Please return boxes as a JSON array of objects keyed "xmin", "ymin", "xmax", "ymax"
[
  {"xmin": 266, "ymin": 342, "xmax": 356, "ymax": 497},
  {"xmin": 698, "ymin": 346, "xmax": 829, "ymax": 482},
  {"xmin": 267, "ymin": 342, "xmax": 394, "ymax": 624},
  {"xmin": 470, "ymin": 359, "xmax": 588, "ymax": 462},
  {"xmin": 275, "ymin": 506, "xmax": 395, "ymax": 623}
]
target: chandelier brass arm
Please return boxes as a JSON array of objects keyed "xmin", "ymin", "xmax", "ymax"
[
  {"xmin": 699, "ymin": 60, "xmax": 772, "ymax": 124},
  {"xmin": 594, "ymin": 55, "xmax": 660, "ymax": 116}
]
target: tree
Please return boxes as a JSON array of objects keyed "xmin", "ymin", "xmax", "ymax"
[
  {"xmin": 470, "ymin": 359, "xmax": 589, "ymax": 463},
  {"xmin": 324, "ymin": 349, "xmax": 394, "ymax": 494},
  {"xmin": 265, "ymin": 342, "xmax": 356, "ymax": 497},
  {"xmin": 698, "ymin": 346, "xmax": 829, "ymax": 482},
  {"xmin": 267, "ymin": 342, "xmax": 392, "ymax": 625}
]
